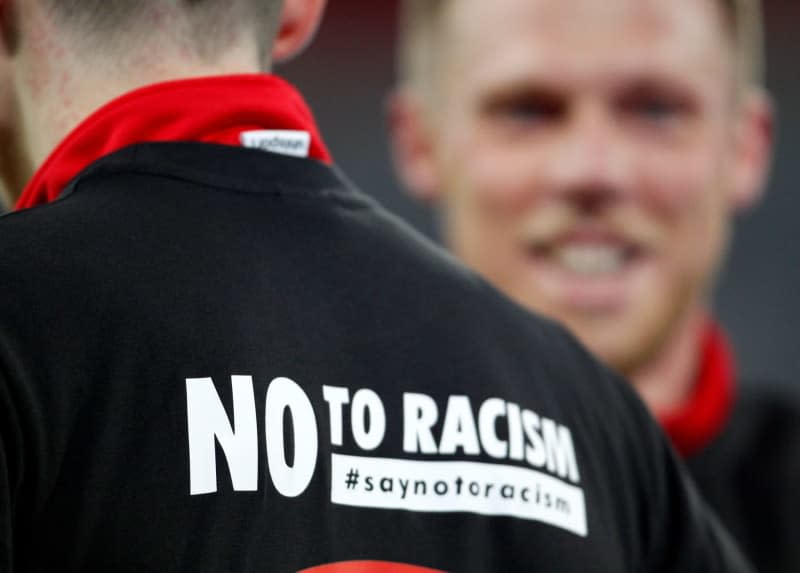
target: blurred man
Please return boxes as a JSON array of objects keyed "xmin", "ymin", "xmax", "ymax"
[
  {"xmin": 0, "ymin": 0, "xmax": 758, "ymax": 571},
  {"xmin": 392, "ymin": 0, "xmax": 799, "ymax": 570}
]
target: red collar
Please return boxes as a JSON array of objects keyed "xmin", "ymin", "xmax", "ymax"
[
  {"xmin": 15, "ymin": 74, "xmax": 331, "ymax": 211},
  {"xmin": 658, "ymin": 322, "xmax": 736, "ymax": 458}
]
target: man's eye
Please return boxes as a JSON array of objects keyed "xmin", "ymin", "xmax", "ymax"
[
  {"xmin": 506, "ymin": 103, "xmax": 557, "ymax": 122},
  {"xmin": 485, "ymin": 95, "xmax": 564, "ymax": 127},
  {"xmin": 621, "ymin": 96, "xmax": 689, "ymax": 124}
]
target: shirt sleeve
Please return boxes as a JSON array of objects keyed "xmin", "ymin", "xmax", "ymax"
[
  {"xmin": 548, "ymin": 324, "xmax": 755, "ymax": 572},
  {"xmin": 614, "ymin": 376, "xmax": 756, "ymax": 573}
]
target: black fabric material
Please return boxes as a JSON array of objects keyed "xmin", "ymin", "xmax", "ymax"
[
  {"xmin": 688, "ymin": 386, "xmax": 800, "ymax": 573},
  {"xmin": 0, "ymin": 142, "xmax": 753, "ymax": 572}
]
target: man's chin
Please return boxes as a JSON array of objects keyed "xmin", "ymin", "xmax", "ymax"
[
  {"xmin": 555, "ymin": 313, "xmax": 669, "ymax": 379},
  {"xmin": 506, "ymin": 277, "xmax": 691, "ymax": 379}
]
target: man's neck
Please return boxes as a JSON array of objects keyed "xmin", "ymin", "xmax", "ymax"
[
  {"xmin": 5, "ymin": 40, "xmax": 265, "ymax": 200},
  {"xmin": 0, "ymin": 123, "xmax": 33, "ymax": 205},
  {"xmin": 25, "ymin": 67, "xmax": 265, "ymax": 167},
  {"xmin": 630, "ymin": 307, "xmax": 707, "ymax": 415}
]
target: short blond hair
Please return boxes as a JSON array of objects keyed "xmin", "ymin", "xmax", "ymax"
[
  {"xmin": 721, "ymin": 0, "xmax": 766, "ymax": 87},
  {"xmin": 398, "ymin": 0, "xmax": 765, "ymax": 92}
]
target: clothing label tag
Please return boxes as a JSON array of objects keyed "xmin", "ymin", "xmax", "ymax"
[{"xmin": 240, "ymin": 130, "xmax": 311, "ymax": 158}]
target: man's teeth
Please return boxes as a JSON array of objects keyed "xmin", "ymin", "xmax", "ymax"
[{"xmin": 555, "ymin": 244, "xmax": 625, "ymax": 275}]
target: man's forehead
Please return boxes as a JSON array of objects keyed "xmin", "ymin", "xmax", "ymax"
[{"xmin": 442, "ymin": 0, "xmax": 731, "ymax": 88}]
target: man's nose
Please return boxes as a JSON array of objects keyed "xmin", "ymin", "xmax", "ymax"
[{"xmin": 547, "ymin": 104, "xmax": 633, "ymax": 211}]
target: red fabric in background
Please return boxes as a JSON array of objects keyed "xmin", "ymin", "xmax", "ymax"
[
  {"xmin": 299, "ymin": 562, "xmax": 444, "ymax": 573},
  {"xmin": 659, "ymin": 323, "xmax": 736, "ymax": 458}
]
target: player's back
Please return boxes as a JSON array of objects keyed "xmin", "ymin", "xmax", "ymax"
[{"xmin": 0, "ymin": 142, "xmax": 750, "ymax": 572}]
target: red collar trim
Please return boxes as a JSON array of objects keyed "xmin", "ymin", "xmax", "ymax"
[
  {"xmin": 658, "ymin": 322, "xmax": 736, "ymax": 458},
  {"xmin": 15, "ymin": 74, "xmax": 331, "ymax": 211}
]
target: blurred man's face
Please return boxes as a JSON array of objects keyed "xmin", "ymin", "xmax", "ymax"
[{"xmin": 414, "ymin": 0, "xmax": 759, "ymax": 374}]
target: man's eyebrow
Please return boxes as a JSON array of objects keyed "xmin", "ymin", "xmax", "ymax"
[
  {"xmin": 479, "ymin": 83, "xmax": 567, "ymax": 113},
  {"xmin": 476, "ymin": 74, "xmax": 566, "ymax": 98},
  {"xmin": 610, "ymin": 75, "xmax": 705, "ymax": 107}
]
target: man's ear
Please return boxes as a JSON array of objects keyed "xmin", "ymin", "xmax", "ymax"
[
  {"xmin": 387, "ymin": 89, "xmax": 443, "ymax": 203},
  {"xmin": 730, "ymin": 88, "xmax": 774, "ymax": 212},
  {"xmin": 271, "ymin": 0, "xmax": 327, "ymax": 63}
]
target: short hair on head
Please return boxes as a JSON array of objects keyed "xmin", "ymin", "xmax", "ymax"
[
  {"xmin": 42, "ymin": 0, "xmax": 283, "ymax": 65},
  {"xmin": 398, "ymin": 0, "xmax": 766, "ymax": 95},
  {"xmin": 397, "ymin": 0, "xmax": 446, "ymax": 100},
  {"xmin": 720, "ymin": 0, "xmax": 766, "ymax": 87}
]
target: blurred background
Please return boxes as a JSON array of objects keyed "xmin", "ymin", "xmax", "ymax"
[{"xmin": 279, "ymin": 0, "xmax": 799, "ymax": 392}]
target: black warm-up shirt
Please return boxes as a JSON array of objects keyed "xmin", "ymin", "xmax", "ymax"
[{"xmin": 0, "ymin": 139, "xmax": 754, "ymax": 572}]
